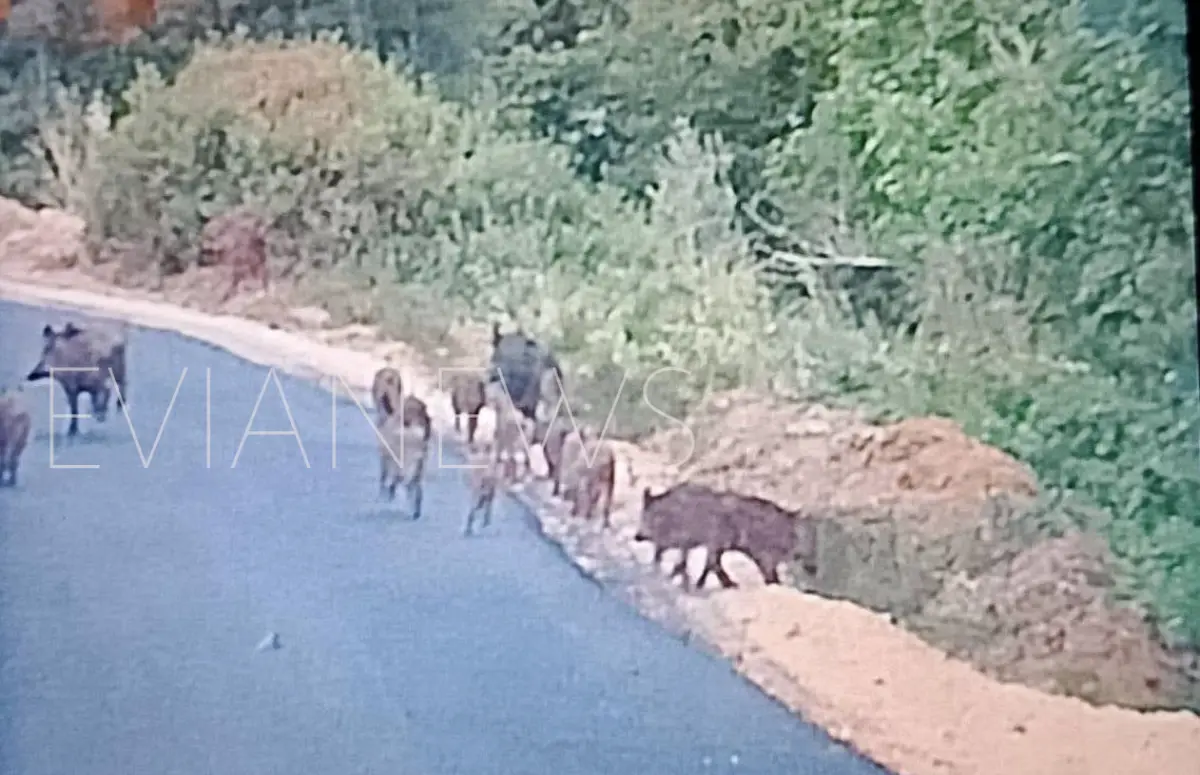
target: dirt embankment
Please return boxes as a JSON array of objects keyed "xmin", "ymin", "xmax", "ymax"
[{"xmin": 2, "ymin": 196, "xmax": 1198, "ymax": 775}]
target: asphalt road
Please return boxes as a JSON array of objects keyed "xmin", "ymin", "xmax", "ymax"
[{"xmin": 0, "ymin": 299, "xmax": 892, "ymax": 775}]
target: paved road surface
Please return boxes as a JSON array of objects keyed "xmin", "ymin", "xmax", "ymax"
[{"xmin": 0, "ymin": 299, "xmax": 892, "ymax": 775}]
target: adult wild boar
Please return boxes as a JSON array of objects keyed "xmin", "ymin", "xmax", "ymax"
[
  {"xmin": 377, "ymin": 412, "xmax": 428, "ymax": 519},
  {"xmin": 634, "ymin": 484, "xmax": 737, "ymax": 590},
  {"xmin": 486, "ymin": 322, "xmax": 564, "ymax": 424},
  {"xmin": 27, "ymin": 320, "xmax": 128, "ymax": 437},
  {"xmin": 0, "ymin": 387, "xmax": 32, "ymax": 487}
]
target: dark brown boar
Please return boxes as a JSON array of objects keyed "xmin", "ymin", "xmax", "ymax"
[
  {"xmin": 449, "ymin": 373, "xmax": 486, "ymax": 446},
  {"xmin": 569, "ymin": 438, "xmax": 616, "ymax": 527},
  {"xmin": 487, "ymin": 322, "xmax": 565, "ymax": 424},
  {"xmin": 200, "ymin": 207, "xmax": 270, "ymax": 302},
  {"xmin": 716, "ymin": 492, "xmax": 816, "ymax": 585},
  {"xmin": 26, "ymin": 320, "xmax": 128, "ymax": 437},
  {"xmin": 633, "ymin": 484, "xmax": 737, "ymax": 590},
  {"xmin": 377, "ymin": 412, "xmax": 428, "ymax": 519},
  {"xmin": 371, "ymin": 366, "xmax": 404, "ymax": 421},
  {"xmin": 0, "ymin": 388, "xmax": 32, "ymax": 487}
]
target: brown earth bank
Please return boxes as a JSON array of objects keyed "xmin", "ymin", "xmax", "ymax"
[{"xmin": 2, "ymin": 197, "xmax": 1199, "ymax": 775}]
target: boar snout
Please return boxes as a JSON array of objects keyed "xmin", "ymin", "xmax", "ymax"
[{"xmin": 26, "ymin": 365, "xmax": 49, "ymax": 382}]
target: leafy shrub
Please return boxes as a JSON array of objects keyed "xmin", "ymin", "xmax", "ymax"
[{"xmin": 39, "ymin": 30, "xmax": 775, "ymax": 437}]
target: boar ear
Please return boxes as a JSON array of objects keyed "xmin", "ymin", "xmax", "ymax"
[
  {"xmin": 42, "ymin": 324, "xmax": 55, "ymax": 338},
  {"xmin": 62, "ymin": 321, "xmax": 82, "ymax": 338}
]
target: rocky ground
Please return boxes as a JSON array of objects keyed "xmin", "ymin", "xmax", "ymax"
[{"xmin": 2, "ymin": 196, "xmax": 1199, "ymax": 775}]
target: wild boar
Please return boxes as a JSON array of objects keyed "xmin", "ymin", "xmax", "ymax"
[
  {"xmin": 200, "ymin": 207, "xmax": 270, "ymax": 302},
  {"xmin": 570, "ymin": 437, "xmax": 616, "ymax": 527},
  {"xmin": 463, "ymin": 452, "xmax": 502, "ymax": 537},
  {"xmin": 0, "ymin": 387, "xmax": 32, "ymax": 487},
  {"xmin": 449, "ymin": 373, "xmax": 486, "ymax": 446},
  {"xmin": 27, "ymin": 320, "xmax": 128, "ymax": 437},
  {"xmin": 371, "ymin": 366, "xmax": 404, "ymax": 421},
  {"xmin": 716, "ymin": 492, "xmax": 817, "ymax": 584},
  {"xmin": 555, "ymin": 425, "xmax": 592, "ymax": 506},
  {"xmin": 377, "ymin": 413, "xmax": 428, "ymax": 519},
  {"xmin": 487, "ymin": 322, "xmax": 564, "ymax": 424},
  {"xmin": 401, "ymin": 394, "xmax": 433, "ymax": 442},
  {"xmin": 634, "ymin": 484, "xmax": 737, "ymax": 590},
  {"xmin": 533, "ymin": 415, "xmax": 572, "ymax": 495},
  {"xmin": 491, "ymin": 392, "xmax": 534, "ymax": 482}
]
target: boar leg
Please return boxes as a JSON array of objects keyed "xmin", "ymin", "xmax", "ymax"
[
  {"xmin": 667, "ymin": 553, "xmax": 690, "ymax": 588},
  {"xmin": 463, "ymin": 503, "xmax": 478, "ymax": 537},
  {"xmin": 92, "ymin": 385, "xmax": 111, "ymax": 423},
  {"xmin": 107, "ymin": 358, "xmax": 127, "ymax": 412},
  {"xmin": 755, "ymin": 556, "xmax": 782, "ymax": 585},
  {"xmin": 408, "ymin": 480, "xmax": 423, "ymax": 520},
  {"xmin": 699, "ymin": 550, "xmax": 738, "ymax": 589},
  {"xmin": 64, "ymin": 389, "xmax": 82, "ymax": 437},
  {"xmin": 467, "ymin": 414, "xmax": 479, "ymax": 446},
  {"xmin": 480, "ymin": 494, "xmax": 493, "ymax": 529},
  {"xmin": 379, "ymin": 459, "xmax": 391, "ymax": 499},
  {"xmin": 599, "ymin": 486, "xmax": 613, "ymax": 528},
  {"xmin": 453, "ymin": 412, "xmax": 461, "ymax": 434}
]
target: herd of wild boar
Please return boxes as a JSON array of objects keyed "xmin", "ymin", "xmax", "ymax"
[{"xmin": 3, "ymin": 317, "xmax": 819, "ymax": 590}]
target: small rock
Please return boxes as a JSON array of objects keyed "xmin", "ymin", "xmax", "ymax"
[
  {"xmin": 257, "ymin": 631, "xmax": 281, "ymax": 651},
  {"xmin": 289, "ymin": 306, "xmax": 332, "ymax": 329}
]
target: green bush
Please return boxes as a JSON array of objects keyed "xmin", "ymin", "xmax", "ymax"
[{"xmin": 39, "ymin": 30, "xmax": 775, "ymax": 434}]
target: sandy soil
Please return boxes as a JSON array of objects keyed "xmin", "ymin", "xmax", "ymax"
[{"xmin": 2, "ymin": 198, "xmax": 1198, "ymax": 775}]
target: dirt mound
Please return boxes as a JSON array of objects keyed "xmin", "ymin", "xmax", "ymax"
[
  {"xmin": 648, "ymin": 389, "xmax": 1197, "ymax": 711},
  {"xmin": 921, "ymin": 532, "xmax": 1200, "ymax": 710},
  {"xmin": 649, "ymin": 389, "xmax": 1038, "ymax": 537}
]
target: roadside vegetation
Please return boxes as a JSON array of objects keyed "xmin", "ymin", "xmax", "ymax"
[{"xmin": 1, "ymin": 0, "xmax": 1195, "ymax": 697}]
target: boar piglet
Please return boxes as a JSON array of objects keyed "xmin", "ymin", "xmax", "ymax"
[
  {"xmin": 492, "ymin": 400, "xmax": 535, "ymax": 482},
  {"xmin": 27, "ymin": 320, "xmax": 128, "ymax": 437},
  {"xmin": 634, "ymin": 484, "xmax": 738, "ymax": 590},
  {"xmin": 534, "ymin": 414, "xmax": 572, "ymax": 495},
  {"xmin": 570, "ymin": 437, "xmax": 616, "ymax": 528},
  {"xmin": 371, "ymin": 366, "xmax": 404, "ymax": 421},
  {"xmin": 463, "ymin": 452, "xmax": 502, "ymax": 537},
  {"xmin": 0, "ymin": 388, "xmax": 32, "ymax": 487},
  {"xmin": 555, "ymin": 425, "xmax": 591, "ymax": 506},
  {"xmin": 401, "ymin": 395, "xmax": 432, "ymax": 442},
  {"xmin": 449, "ymin": 373, "xmax": 486, "ymax": 446},
  {"xmin": 377, "ymin": 413, "xmax": 428, "ymax": 519}
]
